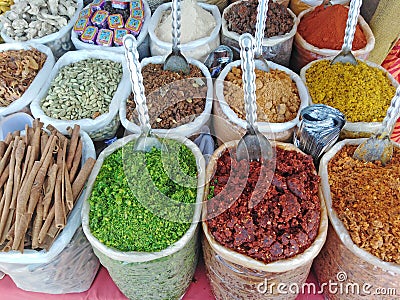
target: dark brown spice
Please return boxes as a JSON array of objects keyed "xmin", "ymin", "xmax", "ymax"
[
  {"xmin": 206, "ymin": 146, "xmax": 321, "ymax": 264},
  {"xmin": 126, "ymin": 63, "xmax": 207, "ymax": 129},
  {"xmin": 225, "ymin": 0, "xmax": 294, "ymax": 38}
]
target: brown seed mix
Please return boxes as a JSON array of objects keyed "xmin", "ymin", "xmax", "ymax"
[
  {"xmin": 126, "ymin": 63, "xmax": 207, "ymax": 129},
  {"xmin": 224, "ymin": 67, "xmax": 301, "ymax": 123},
  {"xmin": 328, "ymin": 145, "xmax": 400, "ymax": 263}
]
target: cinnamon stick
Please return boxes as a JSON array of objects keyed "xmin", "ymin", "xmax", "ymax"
[
  {"xmin": 0, "ymin": 138, "xmax": 17, "ymax": 241},
  {"xmin": 40, "ymin": 132, "xmax": 48, "ymax": 158},
  {"xmin": 0, "ymin": 164, "xmax": 9, "ymax": 189},
  {"xmin": 38, "ymin": 205, "xmax": 54, "ymax": 244},
  {"xmin": 12, "ymin": 212, "xmax": 30, "ymax": 250},
  {"xmin": 54, "ymin": 167, "xmax": 65, "ymax": 229},
  {"xmin": 0, "ymin": 140, "xmax": 13, "ymax": 176},
  {"xmin": 65, "ymin": 166, "xmax": 74, "ymax": 212},
  {"xmin": 69, "ymin": 139, "xmax": 82, "ymax": 182},
  {"xmin": 4, "ymin": 133, "xmax": 12, "ymax": 145},
  {"xmin": 66, "ymin": 125, "xmax": 80, "ymax": 171},
  {"xmin": 0, "ymin": 141, "xmax": 5, "ymax": 157},
  {"xmin": 10, "ymin": 139, "xmax": 26, "ymax": 210},
  {"xmin": 72, "ymin": 157, "xmax": 96, "ymax": 200},
  {"xmin": 32, "ymin": 194, "xmax": 43, "ymax": 249},
  {"xmin": 27, "ymin": 135, "xmax": 57, "ymax": 214},
  {"xmin": 19, "ymin": 146, "xmax": 32, "ymax": 185},
  {"xmin": 42, "ymin": 164, "xmax": 58, "ymax": 219}
]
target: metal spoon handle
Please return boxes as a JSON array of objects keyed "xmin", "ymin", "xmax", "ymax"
[
  {"xmin": 123, "ymin": 34, "xmax": 152, "ymax": 135},
  {"xmin": 381, "ymin": 86, "xmax": 400, "ymax": 135},
  {"xmin": 255, "ymin": 0, "xmax": 269, "ymax": 57},
  {"xmin": 341, "ymin": 0, "xmax": 362, "ymax": 53},
  {"xmin": 171, "ymin": 0, "xmax": 182, "ymax": 54},
  {"xmin": 239, "ymin": 34, "xmax": 258, "ymax": 129}
]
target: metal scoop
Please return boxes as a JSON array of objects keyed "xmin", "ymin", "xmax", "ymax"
[
  {"xmin": 353, "ymin": 85, "xmax": 400, "ymax": 165},
  {"xmin": 123, "ymin": 34, "xmax": 161, "ymax": 152},
  {"xmin": 236, "ymin": 33, "xmax": 273, "ymax": 162},
  {"xmin": 254, "ymin": 0, "xmax": 270, "ymax": 71},
  {"xmin": 163, "ymin": 0, "xmax": 190, "ymax": 74},
  {"xmin": 331, "ymin": 0, "xmax": 362, "ymax": 65}
]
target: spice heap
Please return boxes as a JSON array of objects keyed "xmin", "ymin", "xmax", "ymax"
[
  {"xmin": 74, "ymin": 0, "xmax": 145, "ymax": 47},
  {"xmin": 0, "ymin": 48, "xmax": 47, "ymax": 107},
  {"xmin": 0, "ymin": 0, "xmax": 13, "ymax": 43},
  {"xmin": 224, "ymin": 67, "xmax": 301, "ymax": 123},
  {"xmin": 155, "ymin": 0, "xmax": 215, "ymax": 44},
  {"xmin": 127, "ymin": 63, "xmax": 207, "ymax": 129},
  {"xmin": 41, "ymin": 58, "xmax": 122, "ymax": 120},
  {"xmin": 305, "ymin": 60, "xmax": 396, "ymax": 122},
  {"xmin": 0, "ymin": 0, "xmax": 78, "ymax": 40},
  {"xmin": 206, "ymin": 146, "xmax": 321, "ymax": 263},
  {"xmin": 89, "ymin": 139, "xmax": 198, "ymax": 252},
  {"xmin": 328, "ymin": 145, "xmax": 400, "ymax": 263},
  {"xmin": 225, "ymin": 0, "xmax": 293, "ymax": 38},
  {"xmin": 0, "ymin": 121, "xmax": 96, "ymax": 252},
  {"xmin": 298, "ymin": 4, "xmax": 367, "ymax": 50}
]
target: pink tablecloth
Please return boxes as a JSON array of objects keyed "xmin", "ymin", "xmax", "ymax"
[{"xmin": 0, "ymin": 258, "xmax": 324, "ymax": 300}]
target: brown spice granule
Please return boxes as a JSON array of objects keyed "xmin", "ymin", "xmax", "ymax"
[
  {"xmin": 224, "ymin": 67, "xmax": 301, "ymax": 123},
  {"xmin": 126, "ymin": 63, "xmax": 207, "ymax": 129},
  {"xmin": 206, "ymin": 147, "xmax": 321, "ymax": 263},
  {"xmin": 328, "ymin": 145, "xmax": 400, "ymax": 263}
]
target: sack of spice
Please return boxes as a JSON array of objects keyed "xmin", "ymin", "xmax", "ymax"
[
  {"xmin": 119, "ymin": 56, "xmax": 213, "ymax": 138},
  {"xmin": 81, "ymin": 134, "xmax": 205, "ymax": 299},
  {"xmin": 30, "ymin": 49, "xmax": 129, "ymax": 141},
  {"xmin": 213, "ymin": 59, "xmax": 309, "ymax": 144},
  {"xmin": 0, "ymin": 126, "xmax": 99, "ymax": 294},
  {"xmin": 290, "ymin": 4, "xmax": 375, "ymax": 73},
  {"xmin": 315, "ymin": 139, "xmax": 400, "ymax": 299},
  {"xmin": 0, "ymin": 42, "xmax": 55, "ymax": 118},
  {"xmin": 289, "ymin": 0, "xmax": 349, "ymax": 16},
  {"xmin": 300, "ymin": 57, "xmax": 399, "ymax": 138},
  {"xmin": 148, "ymin": 0, "xmax": 221, "ymax": 62},
  {"xmin": 221, "ymin": 0, "xmax": 298, "ymax": 67},
  {"xmin": 0, "ymin": 0, "xmax": 83, "ymax": 59},
  {"xmin": 71, "ymin": 0, "xmax": 152, "ymax": 59},
  {"xmin": 202, "ymin": 141, "xmax": 328, "ymax": 300}
]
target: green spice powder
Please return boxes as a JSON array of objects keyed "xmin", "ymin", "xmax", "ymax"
[
  {"xmin": 305, "ymin": 60, "xmax": 396, "ymax": 123},
  {"xmin": 89, "ymin": 140, "xmax": 198, "ymax": 252}
]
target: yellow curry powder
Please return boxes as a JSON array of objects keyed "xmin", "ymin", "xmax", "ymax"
[{"xmin": 305, "ymin": 60, "xmax": 396, "ymax": 123}]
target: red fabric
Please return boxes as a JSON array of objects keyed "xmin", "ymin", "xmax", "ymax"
[
  {"xmin": 0, "ymin": 259, "xmax": 324, "ymax": 299},
  {"xmin": 381, "ymin": 39, "xmax": 400, "ymax": 144}
]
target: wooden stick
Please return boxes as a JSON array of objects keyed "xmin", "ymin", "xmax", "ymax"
[
  {"xmin": 66, "ymin": 125, "xmax": 80, "ymax": 171},
  {"xmin": 31, "ymin": 194, "xmax": 43, "ymax": 249},
  {"xmin": 38, "ymin": 205, "xmax": 54, "ymax": 244},
  {"xmin": 0, "ymin": 138, "xmax": 17, "ymax": 240},
  {"xmin": 69, "ymin": 139, "xmax": 82, "ymax": 182},
  {"xmin": 42, "ymin": 164, "xmax": 58, "ymax": 219},
  {"xmin": 72, "ymin": 157, "xmax": 96, "ymax": 200}
]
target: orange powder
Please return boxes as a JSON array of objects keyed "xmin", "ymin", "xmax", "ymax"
[{"xmin": 297, "ymin": 4, "xmax": 367, "ymax": 50}]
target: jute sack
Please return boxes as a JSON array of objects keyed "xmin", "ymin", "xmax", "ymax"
[
  {"xmin": 290, "ymin": 5, "xmax": 375, "ymax": 73},
  {"xmin": 202, "ymin": 141, "xmax": 328, "ymax": 300},
  {"xmin": 315, "ymin": 139, "xmax": 400, "ymax": 300}
]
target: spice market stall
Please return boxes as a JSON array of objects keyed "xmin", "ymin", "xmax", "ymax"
[{"xmin": 0, "ymin": 0, "xmax": 399, "ymax": 299}]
